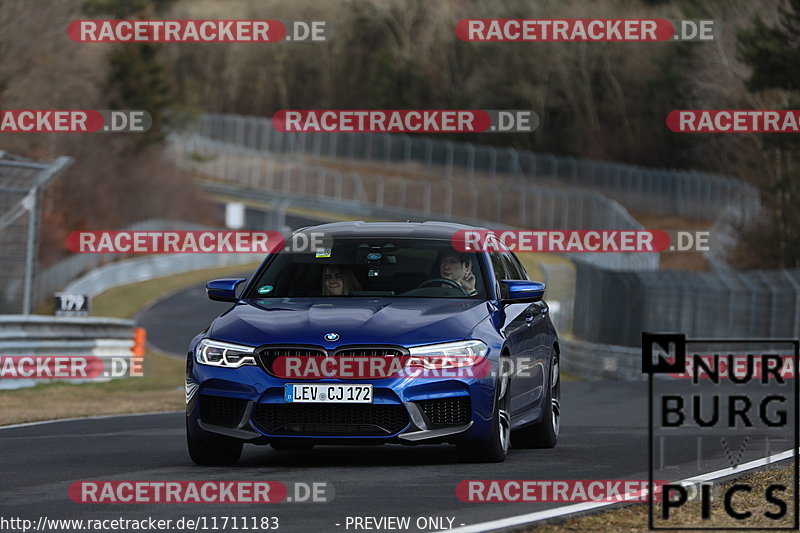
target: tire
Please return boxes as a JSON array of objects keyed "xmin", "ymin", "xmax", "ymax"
[
  {"xmin": 457, "ymin": 358, "xmax": 511, "ymax": 463},
  {"xmin": 270, "ymin": 439, "xmax": 315, "ymax": 451},
  {"xmin": 186, "ymin": 420, "xmax": 243, "ymax": 466},
  {"xmin": 511, "ymin": 352, "xmax": 560, "ymax": 449}
]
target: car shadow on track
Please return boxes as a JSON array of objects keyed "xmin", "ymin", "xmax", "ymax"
[{"xmin": 237, "ymin": 444, "xmax": 463, "ymax": 467}]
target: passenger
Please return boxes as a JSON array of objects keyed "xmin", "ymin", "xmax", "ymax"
[
  {"xmin": 322, "ymin": 265, "xmax": 362, "ymax": 296},
  {"xmin": 435, "ymin": 251, "xmax": 478, "ymax": 296}
]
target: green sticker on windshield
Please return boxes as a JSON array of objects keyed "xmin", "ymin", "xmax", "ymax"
[{"xmin": 257, "ymin": 285, "xmax": 273, "ymax": 294}]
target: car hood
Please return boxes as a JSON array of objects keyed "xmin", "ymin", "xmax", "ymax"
[{"xmin": 208, "ymin": 297, "xmax": 491, "ymax": 348}]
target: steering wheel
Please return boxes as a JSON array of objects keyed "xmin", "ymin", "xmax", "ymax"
[{"xmin": 417, "ymin": 278, "xmax": 469, "ymax": 295}]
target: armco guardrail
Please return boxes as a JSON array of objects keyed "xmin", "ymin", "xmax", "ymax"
[
  {"xmin": 558, "ymin": 339, "xmax": 793, "ymax": 382},
  {"xmin": 63, "ymin": 253, "xmax": 259, "ymax": 299},
  {"xmin": 0, "ymin": 315, "xmax": 139, "ymax": 389},
  {"xmin": 200, "ymin": 180, "xmax": 656, "ymax": 273},
  {"xmin": 176, "ymin": 135, "xmax": 644, "ymax": 230},
  {"xmin": 37, "ymin": 219, "xmax": 213, "ymax": 304},
  {"xmin": 560, "ymin": 338, "xmax": 642, "ymax": 381},
  {"xmin": 187, "ymin": 113, "xmax": 760, "ymax": 224}
]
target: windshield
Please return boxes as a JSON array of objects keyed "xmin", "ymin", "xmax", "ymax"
[{"xmin": 245, "ymin": 238, "xmax": 486, "ymax": 299}]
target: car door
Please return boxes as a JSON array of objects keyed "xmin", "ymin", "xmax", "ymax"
[
  {"xmin": 503, "ymin": 252, "xmax": 550, "ymax": 417},
  {"xmin": 490, "ymin": 252, "xmax": 532, "ymax": 415}
]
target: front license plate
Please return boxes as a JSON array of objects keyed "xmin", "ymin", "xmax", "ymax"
[{"xmin": 285, "ymin": 384, "xmax": 373, "ymax": 403}]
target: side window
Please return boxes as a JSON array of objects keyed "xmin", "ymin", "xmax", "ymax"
[
  {"xmin": 490, "ymin": 253, "xmax": 509, "ymax": 280},
  {"xmin": 489, "ymin": 252, "xmax": 510, "ymax": 299},
  {"xmin": 504, "ymin": 253, "xmax": 528, "ymax": 280}
]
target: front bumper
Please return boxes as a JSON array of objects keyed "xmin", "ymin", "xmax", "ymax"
[{"xmin": 186, "ymin": 361, "xmax": 495, "ymax": 444}]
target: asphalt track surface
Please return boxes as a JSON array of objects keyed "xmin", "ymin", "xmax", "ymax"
[
  {"xmin": 1, "ymin": 280, "xmax": 791, "ymax": 532},
  {"xmin": 3, "ymin": 379, "xmax": 794, "ymax": 532},
  {"xmin": 0, "ymin": 392, "xmax": 650, "ymax": 533}
]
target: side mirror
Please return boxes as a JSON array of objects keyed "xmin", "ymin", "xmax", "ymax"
[
  {"xmin": 500, "ymin": 280, "xmax": 545, "ymax": 303},
  {"xmin": 206, "ymin": 278, "xmax": 247, "ymax": 302}
]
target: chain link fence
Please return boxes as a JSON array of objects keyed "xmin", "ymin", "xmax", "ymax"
[
  {"xmin": 0, "ymin": 152, "xmax": 72, "ymax": 314},
  {"xmin": 573, "ymin": 262, "xmax": 800, "ymax": 346},
  {"xmin": 539, "ymin": 263, "xmax": 575, "ymax": 336},
  {"xmin": 186, "ymin": 113, "xmax": 760, "ymax": 224},
  {"xmin": 170, "ymin": 134, "xmax": 660, "ymax": 271}
]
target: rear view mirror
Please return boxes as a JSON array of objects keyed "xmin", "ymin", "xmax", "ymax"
[
  {"xmin": 500, "ymin": 280, "xmax": 545, "ymax": 303},
  {"xmin": 206, "ymin": 278, "xmax": 247, "ymax": 302}
]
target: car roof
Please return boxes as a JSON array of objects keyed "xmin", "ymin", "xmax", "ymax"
[{"xmin": 293, "ymin": 221, "xmax": 486, "ymax": 241}]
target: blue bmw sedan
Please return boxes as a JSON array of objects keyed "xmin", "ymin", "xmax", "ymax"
[{"xmin": 186, "ymin": 221, "xmax": 560, "ymax": 464}]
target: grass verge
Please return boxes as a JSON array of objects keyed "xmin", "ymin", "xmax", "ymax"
[
  {"xmin": 0, "ymin": 349, "xmax": 184, "ymax": 426},
  {"xmin": 91, "ymin": 262, "xmax": 260, "ymax": 318}
]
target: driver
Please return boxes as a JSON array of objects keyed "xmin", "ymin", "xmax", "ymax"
[{"xmin": 436, "ymin": 251, "xmax": 478, "ymax": 296}]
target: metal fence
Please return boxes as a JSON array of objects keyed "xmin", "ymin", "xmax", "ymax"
[
  {"xmin": 0, "ymin": 153, "xmax": 73, "ymax": 314},
  {"xmin": 573, "ymin": 262, "xmax": 800, "ymax": 346},
  {"xmin": 539, "ymin": 262, "xmax": 575, "ymax": 336},
  {"xmin": 186, "ymin": 113, "xmax": 760, "ymax": 224},
  {"xmin": 171, "ymin": 135, "xmax": 660, "ymax": 271}
]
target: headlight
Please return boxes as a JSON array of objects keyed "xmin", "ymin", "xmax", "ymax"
[
  {"xmin": 406, "ymin": 340, "xmax": 488, "ymax": 369},
  {"xmin": 195, "ymin": 339, "xmax": 257, "ymax": 368}
]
